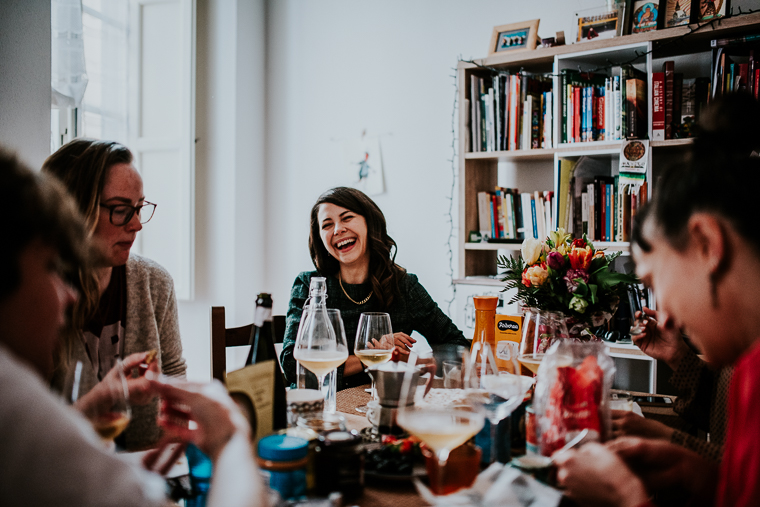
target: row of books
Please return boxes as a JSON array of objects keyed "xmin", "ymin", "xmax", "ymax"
[
  {"xmin": 652, "ymin": 60, "xmax": 711, "ymax": 140},
  {"xmin": 477, "ymin": 188, "xmax": 554, "ymax": 241},
  {"xmin": 560, "ymin": 67, "xmax": 647, "ymax": 143},
  {"xmin": 557, "ymin": 157, "xmax": 647, "ymax": 243},
  {"xmin": 712, "ymin": 42, "xmax": 760, "ymax": 99},
  {"xmin": 468, "ymin": 73, "xmax": 553, "ymax": 153}
]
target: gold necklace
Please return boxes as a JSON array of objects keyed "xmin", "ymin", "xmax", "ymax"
[{"xmin": 338, "ymin": 274, "xmax": 373, "ymax": 305}]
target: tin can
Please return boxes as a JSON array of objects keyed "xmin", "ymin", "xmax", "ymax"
[{"xmin": 525, "ymin": 404, "xmax": 539, "ymax": 456}]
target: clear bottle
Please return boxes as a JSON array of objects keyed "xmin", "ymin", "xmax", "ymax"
[{"xmin": 294, "ymin": 278, "xmax": 341, "ymax": 410}]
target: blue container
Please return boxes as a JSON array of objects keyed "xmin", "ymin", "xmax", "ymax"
[
  {"xmin": 186, "ymin": 444, "xmax": 213, "ymax": 507},
  {"xmin": 257, "ymin": 434, "xmax": 308, "ymax": 500}
]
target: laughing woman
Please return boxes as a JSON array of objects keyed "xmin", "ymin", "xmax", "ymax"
[
  {"xmin": 43, "ymin": 139, "xmax": 186, "ymax": 450},
  {"xmin": 280, "ymin": 187, "xmax": 468, "ymax": 390}
]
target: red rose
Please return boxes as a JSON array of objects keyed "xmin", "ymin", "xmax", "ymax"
[{"xmin": 571, "ymin": 238, "xmax": 587, "ymax": 248}]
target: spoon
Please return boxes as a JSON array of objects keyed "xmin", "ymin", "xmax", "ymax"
[{"xmin": 550, "ymin": 428, "xmax": 589, "ymax": 462}]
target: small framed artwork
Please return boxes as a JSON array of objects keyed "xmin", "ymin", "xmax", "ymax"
[
  {"xmin": 488, "ymin": 19, "xmax": 540, "ymax": 56},
  {"xmin": 665, "ymin": 0, "xmax": 691, "ymax": 27},
  {"xmin": 577, "ymin": 10, "xmax": 622, "ymax": 42},
  {"xmin": 695, "ymin": 0, "xmax": 728, "ymax": 22},
  {"xmin": 631, "ymin": 1, "xmax": 661, "ymax": 33}
]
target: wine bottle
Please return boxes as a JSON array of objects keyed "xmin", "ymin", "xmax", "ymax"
[{"xmin": 244, "ymin": 293, "xmax": 288, "ymax": 429}]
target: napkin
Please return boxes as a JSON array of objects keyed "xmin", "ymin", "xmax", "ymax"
[{"xmin": 414, "ymin": 463, "xmax": 562, "ymax": 507}]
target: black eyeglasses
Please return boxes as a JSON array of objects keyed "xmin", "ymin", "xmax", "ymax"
[{"xmin": 99, "ymin": 201, "xmax": 157, "ymax": 226}]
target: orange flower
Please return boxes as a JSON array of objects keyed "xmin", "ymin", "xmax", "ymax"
[
  {"xmin": 568, "ymin": 245, "xmax": 593, "ymax": 271},
  {"xmin": 522, "ymin": 263, "xmax": 549, "ymax": 287},
  {"xmin": 594, "ymin": 250, "xmax": 605, "ymax": 259}
]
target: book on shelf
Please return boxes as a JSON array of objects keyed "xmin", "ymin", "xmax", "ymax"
[
  {"xmin": 561, "ymin": 68, "xmax": 627, "ymax": 144},
  {"xmin": 473, "ymin": 188, "xmax": 555, "ymax": 242},
  {"xmin": 712, "ymin": 41, "xmax": 760, "ymax": 99},
  {"xmin": 652, "ymin": 71, "xmax": 665, "ymax": 140},
  {"xmin": 468, "ymin": 71, "xmax": 552, "ymax": 153},
  {"xmin": 625, "ymin": 74, "xmax": 647, "ymax": 139}
]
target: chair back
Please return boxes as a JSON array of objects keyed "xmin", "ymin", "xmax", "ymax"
[{"xmin": 210, "ymin": 306, "xmax": 286, "ymax": 382}]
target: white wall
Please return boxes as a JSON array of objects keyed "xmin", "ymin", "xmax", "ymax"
[
  {"xmin": 179, "ymin": 0, "xmax": 267, "ymax": 380},
  {"xmin": 0, "ymin": 0, "xmax": 50, "ymax": 168},
  {"xmin": 264, "ymin": 0, "xmax": 611, "ymax": 317}
]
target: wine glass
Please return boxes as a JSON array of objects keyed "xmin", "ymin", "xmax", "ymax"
[
  {"xmin": 396, "ymin": 359, "xmax": 485, "ymax": 494},
  {"xmin": 354, "ymin": 312, "xmax": 394, "ymax": 414},
  {"xmin": 294, "ymin": 307, "xmax": 348, "ymax": 408},
  {"xmin": 65, "ymin": 360, "xmax": 132, "ymax": 442}
]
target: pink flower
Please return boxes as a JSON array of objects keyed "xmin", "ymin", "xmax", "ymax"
[
  {"xmin": 547, "ymin": 251, "xmax": 565, "ymax": 270},
  {"xmin": 564, "ymin": 269, "xmax": 589, "ymax": 293}
]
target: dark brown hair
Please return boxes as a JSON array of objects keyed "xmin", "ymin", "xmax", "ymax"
[
  {"xmin": 309, "ymin": 187, "xmax": 405, "ymax": 309},
  {"xmin": 0, "ymin": 149, "xmax": 91, "ymax": 306}
]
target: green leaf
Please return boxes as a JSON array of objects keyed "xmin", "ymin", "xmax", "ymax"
[{"xmin": 589, "ymin": 284, "xmax": 598, "ymax": 304}]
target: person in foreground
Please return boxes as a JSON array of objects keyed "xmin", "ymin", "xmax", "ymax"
[
  {"xmin": 280, "ymin": 186, "xmax": 469, "ymax": 389},
  {"xmin": 554, "ymin": 95, "xmax": 760, "ymax": 507},
  {"xmin": 43, "ymin": 138, "xmax": 186, "ymax": 450},
  {"xmin": 0, "ymin": 151, "xmax": 267, "ymax": 507}
]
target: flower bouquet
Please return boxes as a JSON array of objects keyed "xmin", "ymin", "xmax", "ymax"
[{"xmin": 498, "ymin": 229, "xmax": 637, "ymax": 336}]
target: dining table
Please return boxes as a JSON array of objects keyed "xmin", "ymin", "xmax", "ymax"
[{"xmin": 336, "ymin": 384, "xmax": 425, "ymax": 507}]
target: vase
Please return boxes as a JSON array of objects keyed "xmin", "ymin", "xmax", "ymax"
[{"xmin": 520, "ymin": 309, "xmax": 596, "ymax": 355}]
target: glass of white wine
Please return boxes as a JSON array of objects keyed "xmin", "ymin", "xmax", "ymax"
[
  {"xmin": 354, "ymin": 312, "xmax": 394, "ymax": 413},
  {"xmin": 66, "ymin": 360, "xmax": 132, "ymax": 443},
  {"xmin": 294, "ymin": 308, "xmax": 349, "ymax": 408},
  {"xmin": 396, "ymin": 359, "xmax": 485, "ymax": 494}
]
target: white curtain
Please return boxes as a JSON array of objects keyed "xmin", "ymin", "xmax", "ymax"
[{"xmin": 51, "ymin": 0, "xmax": 88, "ymax": 108}]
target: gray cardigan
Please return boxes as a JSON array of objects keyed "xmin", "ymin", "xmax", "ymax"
[{"xmin": 54, "ymin": 253, "xmax": 186, "ymax": 450}]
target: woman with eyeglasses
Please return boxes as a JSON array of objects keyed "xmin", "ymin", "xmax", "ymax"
[{"xmin": 43, "ymin": 138, "xmax": 186, "ymax": 451}]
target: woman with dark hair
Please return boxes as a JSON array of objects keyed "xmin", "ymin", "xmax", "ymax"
[
  {"xmin": 43, "ymin": 138, "xmax": 186, "ymax": 450},
  {"xmin": 280, "ymin": 187, "xmax": 468, "ymax": 390},
  {"xmin": 554, "ymin": 94, "xmax": 760, "ymax": 506}
]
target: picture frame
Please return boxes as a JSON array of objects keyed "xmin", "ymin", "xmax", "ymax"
[
  {"xmin": 577, "ymin": 10, "xmax": 622, "ymax": 42},
  {"xmin": 488, "ymin": 19, "xmax": 540, "ymax": 56},
  {"xmin": 631, "ymin": 0, "xmax": 661, "ymax": 34},
  {"xmin": 664, "ymin": 0, "xmax": 692, "ymax": 27},
  {"xmin": 695, "ymin": 0, "xmax": 728, "ymax": 22}
]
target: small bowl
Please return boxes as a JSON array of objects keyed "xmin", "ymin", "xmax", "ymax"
[{"xmin": 510, "ymin": 455, "xmax": 554, "ymax": 484}]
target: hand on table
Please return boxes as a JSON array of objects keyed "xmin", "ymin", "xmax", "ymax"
[
  {"xmin": 611, "ymin": 409, "xmax": 675, "ymax": 441},
  {"xmin": 632, "ymin": 307, "xmax": 688, "ymax": 370},
  {"xmin": 75, "ymin": 351, "xmax": 159, "ymax": 419},
  {"xmin": 553, "ymin": 442, "xmax": 650, "ymax": 507},
  {"xmin": 149, "ymin": 377, "xmax": 250, "ymax": 462},
  {"xmin": 608, "ymin": 436, "xmax": 718, "ymax": 499}
]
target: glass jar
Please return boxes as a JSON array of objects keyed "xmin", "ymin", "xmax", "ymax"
[
  {"xmin": 296, "ymin": 412, "xmax": 347, "ymax": 434},
  {"xmin": 257, "ymin": 434, "xmax": 308, "ymax": 500},
  {"xmin": 313, "ymin": 430, "xmax": 365, "ymax": 501}
]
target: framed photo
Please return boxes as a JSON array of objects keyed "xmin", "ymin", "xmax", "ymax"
[
  {"xmin": 577, "ymin": 10, "xmax": 621, "ymax": 42},
  {"xmin": 488, "ymin": 19, "xmax": 540, "ymax": 56},
  {"xmin": 631, "ymin": 1, "xmax": 661, "ymax": 33},
  {"xmin": 696, "ymin": 0, "xmax": 728, "ymax": 22},
  {"xmin": 665, "ymin": 0, "xmax": 691, "ymax": 27}
]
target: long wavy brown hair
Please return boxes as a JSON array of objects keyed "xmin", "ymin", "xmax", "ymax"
[
  {"xmin": 309, "ymin": 187, "xmax": 405, "ymax": 310},
  {"xmin": 42, "ymin": 139, "xmax": 133, "ymax": 374}
]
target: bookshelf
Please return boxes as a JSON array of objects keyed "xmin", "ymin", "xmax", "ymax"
[{"xmin": 455, "ymin": 12, "xmax": 760, "ymax": 392}]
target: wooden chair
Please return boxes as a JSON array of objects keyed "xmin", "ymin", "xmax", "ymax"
[{"xmin": 210, "ymin": 306, "xmax": 286, "ymax": 382}]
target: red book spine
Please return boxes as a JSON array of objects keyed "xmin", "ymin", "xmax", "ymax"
[
  {"xmin": 755, "ymin": 69, "xmax": 760, "ymax": 100},
  {"xmin": 596, "ymin": 90, "xmax": 605, "ymax": 141},
  {"xmin": 574, "ymin": 86, "xmax": 581, "ymax": 142},
  {"xmin": 652, "ymin": 72, "xmax": 665, "ymax": 140},
  {"xmin": 663, "ymin": 61, "xmax": 675, "ymax": 140}
]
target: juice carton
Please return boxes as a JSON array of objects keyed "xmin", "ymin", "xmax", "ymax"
[{"xmin": 494, "ymin": 314, "xmax": 524, "ymax": 373}]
